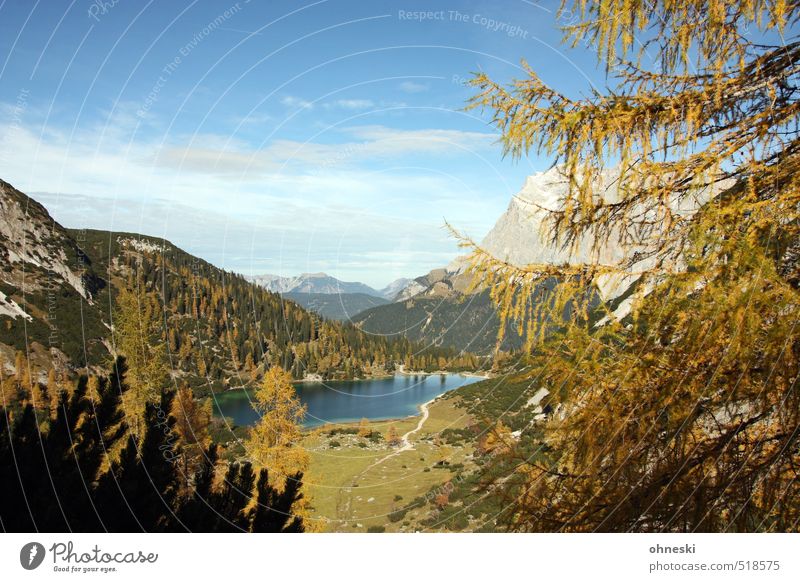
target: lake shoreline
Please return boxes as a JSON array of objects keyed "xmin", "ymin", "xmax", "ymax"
[
  {"xmin": 214, "ymin": 372, "xmax": 487, "ymax": 429},
  {"xmin": 223, "ymin": 370, "xmax": 490, "ymax": 391}
]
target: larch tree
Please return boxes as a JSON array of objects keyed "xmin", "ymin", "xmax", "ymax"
[
  {"xmin": 30, "ymin": 378, "xmax": 48, "ymax": 413},
  {"xmin": 357, "ymin": 417, "xmax": 371, "ymax": 438},
  {"xmin": 112, "ymin": 285, "xmax": 168, "ymax": 439},
  {"xmin": 462, "ymin": 0, "xmax": 800, "ymax": 532},
  {"xmin": 171, "ymin": 384, "xmax": 212, "ymax": 492},
  {"xmin": 387, "ymin": 425, "xmax": 401, "ymax": 446},
  {"xmin": 13, "ymin": 351, "xmax": 29, "ymax": 398},
  {"xmin": 245, "ymin": 366, "xmax": 309, "ymax": 489}
]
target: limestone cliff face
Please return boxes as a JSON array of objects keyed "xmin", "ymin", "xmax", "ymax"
[
  {"xmin": 396, "ymin": 165, "xmax": 729, "ymax": 321},
  {"xmin": 486, "ymin": 168, "xmax": 641, "ymax": 260},
  {"xmin": 479, "ymin": 166, "xmax": 637, "ymax": 305},
  {"xmin": 0, "ymin": 179, "xmax": 106, "ymax": 376},
  {"xmin": 0, "ymin": 179, "xmax": 98, "ymax": 307}
]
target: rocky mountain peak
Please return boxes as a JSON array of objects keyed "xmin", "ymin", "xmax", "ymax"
[{"xmin": 0, "ymin": 180, "xmax": 100, "ymax": 306}]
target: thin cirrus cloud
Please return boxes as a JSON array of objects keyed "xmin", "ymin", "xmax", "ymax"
[
  {"xmin": 323, "ymin": 99, "xmax": 375, "ymax": 110},
  {"xmin": 280, "ymin": 95, "xmax": 315, "ymax": 109},
  {"xmin": 283, "ymin": 95, "xmax": 419, "ymax": 112},
  {"xmin": 286, "ymin": 96, "xmax": 392, "ymax": 111},
  {"xmin": 30, "ymin": 184, "xmax": 471, "ymax": 288},
  {"xmin": 399, "ymin": 81, "xmax": 430, "ymax": 93},
  {"xmin": 0, "ymin": 111, "xmax": 500, "ymax": 206},
  {"xmin": 153, "ymin": 125, "xmax": 497, "ymax": 176}
]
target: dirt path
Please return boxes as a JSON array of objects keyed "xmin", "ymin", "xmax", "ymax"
[
  {"xmin": 364, "ymin": 397, "xmax": 434, "ymax": 471},
  {"xmin": 334, "ymin": 398, "xmax": 437, "ymax": 526},
  {"xmin": 399, "ymin": 398, "xmax": 432, "ymax": 449}
]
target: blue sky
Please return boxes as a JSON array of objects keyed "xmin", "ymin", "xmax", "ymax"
[{"xmin": 0, "ymin": 0, "xmax": 606, "ymax": 288}]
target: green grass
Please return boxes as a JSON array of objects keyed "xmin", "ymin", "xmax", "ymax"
[{"xmin": 301, "ymin": 397, "xmax": 475, "ymax": 532}]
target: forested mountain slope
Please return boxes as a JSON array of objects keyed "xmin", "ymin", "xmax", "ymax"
[
  {"xmin": 0, "ymin": 180, "xmax": 475, "ymax": 395},
  {"xmin": 282, "ymin": 291, "xmax": 389, "ymax": 320},
  {"xmin": 354, "ymin": 289, "xmax": 524, "ymax": 355}
]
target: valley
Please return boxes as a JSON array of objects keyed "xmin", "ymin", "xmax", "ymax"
[
  {"xmin": 0, "ymin": 177, "xmax": 498, "ymax": 531},
  {"xmin": 2, "ymin": 0, "xmax": 797, "ymax": 549},
  {"xmin": 0, "ymin": 170, "xmax": 633, "ymax": 532}
]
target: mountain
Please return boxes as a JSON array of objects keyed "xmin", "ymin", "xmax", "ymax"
[
  {"xmin": 392, "ymin": 257, "xmax": 474, "ymax": 302},
  {"xmin": 247, "ymin": 273, "xmax": 416, "ymax": 302},
  {"xmin": 479, "ymin": 166, "xmax": 641, "ymax": 309},
  {"xmin": 354, "ymin": 289, "xmax": 524, "ymax": 354},
  {"xmin": 246, "ymin": 272, "xmax": 385, "ymax": 297},
  {"xmin": 355, "ymin": 168, "xmax": 635, "ymax": 351},
  {"xmin": 378, "ymin": 277, "xmax": 412, "ymax": 301},
  {"xmin": 479, "ymin": 165, "xmax": 730, "ymax": 320},
  {"xmin": 0, "ymin": 179, "xmax": 470, "ymax": 393},
  {"xmin": 0, "ymin": 179, "xmax": 108, "ymax": 374},
  {"xmin": 360, "ymin": 166, "xmax": 731, "ymax": 351},
  {"xmin": 391, "ymin": 167, "xmax": 635, "ymax": 304},
  {"xmin": 283, "ymin": 291, "xmax": 388, "ymax": 321},
  {"xmin": 355, "ymin": 255, "xmax": 525, "ymax": 355}
]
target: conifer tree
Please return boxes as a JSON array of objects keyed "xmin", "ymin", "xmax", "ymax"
[
  {"xmin": 387, "ymin": 425, "xmax": 401, "ymax": 447},
  {"xmin": 170, "ymin": 384, "xmax": 211, "ymax": 491},
  {"xmin": 177, "ymin": 442, "xmax": 219, "ymax": 531},
  {"xmin": 463, "ymin": 0, "xmax": 800, "ymax": 532},
  {"xmin": 249, "ymin": 469, "xmax": 305, "ymax": 532},
  {"xmin": 0, "ymin": 358, "xmax": 305, "ymax": 533},
  {"xmin": 245, "ymin": 367, "xmax": 309, "ymax": 489},
  {"xmin": 357, "ymin": 417, "xmax": 371, "ymax": 438},
  {"xmin": 112, "ymin": 285, "xmax": 168, "ymax": 439},
  {"xmin": 95, "ymin": 391, "xmax": 182, "ymax": 532}
]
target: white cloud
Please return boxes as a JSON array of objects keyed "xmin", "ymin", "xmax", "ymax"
[
  {"xmin": 231, "ymin": 111, "xmax": 272, "ymax": 126},
  {"xmin": 0, "ymin": 109, "xmax": 509, "ymax": 286},
  {"xmin": 152, "ymin": 125, "xmax": 497, "ymax": 176},
  {"xmin": 340, "ymin": 125, "xmax": 495, "ymax": 150},
  {"xmin": 322, "ymin": 99, "xmax": 375, "ymax": 110},
  {"xmin": 280, "ymin": 95, "xmax": 314, "ymax": 109},
  {"xmin": 30, "ymin": 186, "xmax": 468, "ymax": 287},
  {"xmin": 399, "ymin": 81, "xmax": 429, "ymax": 93}
]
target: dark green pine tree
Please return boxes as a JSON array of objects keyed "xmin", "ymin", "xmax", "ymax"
[
  {"xmin": 94, "ymin": 391, "xmax": 182, "ymax": 532},
  {"xmin": 249, "ymin": 470, "xmax": 304, "ymax": 533},
  {"xmin": 0, "ymin": 404, "xmax": 38, "ymax": 531},
  {"xmin": 178, "ymin": 443, "xmax": 219, "ymax": 531},
  {"xmin": 70, "ymin": 361, "xmax": 129, "ymax": 531},
  {"xmin": 208, "ymin": 462, "xmax": 256, "ymax": 532},
  {"xmin": 0, "ymin": 356, "xmax": 305, "ymax": 533},
  {"xmin": 38, "ymin": 379, "xmax": 89, "ymax": 531}
]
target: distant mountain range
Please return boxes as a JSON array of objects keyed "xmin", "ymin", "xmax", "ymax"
[
  {"xmin": 283, "ymin": 291, "xmax": 388, "ymax": 321},
  {"xmin": 243, "ymin": 272, "xmax": 410, "ymax": 319},
  {"xmin": 246, "ymin": 272, "xmax": 408, "ymax": 301}
]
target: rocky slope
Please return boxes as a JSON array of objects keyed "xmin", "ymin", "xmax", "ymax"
[
  {"xmin": 356, "ymin": 167, "xmax": 671, "ymax": 350},
  {"xmin": 378, "ymin": 277, "xmax": 412, "ymax": 301},
  {"xmin": 0, "ymin": 179, "xmax": 107, "ymax": 374},
  {"xmin": 354, "ymin": 288, "xmax": 524, "ymax": 354}
]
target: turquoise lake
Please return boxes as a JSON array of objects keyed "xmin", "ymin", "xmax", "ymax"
[{"xmin": 212, "ymin": 373, "xmax": 483, "ymax": 428}]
